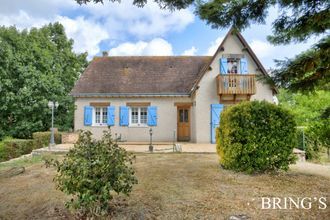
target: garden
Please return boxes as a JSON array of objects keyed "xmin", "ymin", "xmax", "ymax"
[{"xmin": 1, "ymin": 153, "xmax": 329, "ymax": 219}]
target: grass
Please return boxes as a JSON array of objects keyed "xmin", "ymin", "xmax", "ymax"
[
  {"xmin": 319, "ymin": 150, "xmax": 330, "ymax": 164},
  {"xmin": 0, "ymin": 156, "xmax": 41, "ymax": 170},
  {"xmin": 0, "ymin": 153, "xmax": 329, "ymax": 219},
  {"xmin": 307, "ymin": 149, "xmax": 330, "ymax": 165},
  {"xmin": 0, "ymin": 154, "xmax": 57, "ymax": 171}
]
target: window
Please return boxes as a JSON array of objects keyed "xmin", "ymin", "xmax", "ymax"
[
  {"xmin": 140, "ymin": 107, "xmax": 148, "ymax": 124},
  {"xmin": 227, "ymin": 58, "xmax": 240, "ymax": 74},
  {"xmin": 131, "ymin": 107, "xmax": 139, "ymax": 124},
  {"xmin": 94, "ymin": 107, "xmax": 108, "ymax": 126},
  {"xmin": 130, "ymin": 107, "xmax": 148, "ymax": 126},
  {"xmin": 179, "ymin": 109, "xmax": 189, "ymax": 123}
]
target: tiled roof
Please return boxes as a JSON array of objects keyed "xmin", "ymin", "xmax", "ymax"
[{"xmin": 71, "ymin": 56, "xmax": 211, "ymax": 96}]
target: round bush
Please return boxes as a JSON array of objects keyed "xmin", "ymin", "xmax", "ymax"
[{"xmin": 217, "ymin": 101, "xmax": 297, "ymax": 173}]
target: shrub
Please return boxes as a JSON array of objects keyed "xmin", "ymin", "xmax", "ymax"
[
  {"xmin": 0, "ymin": 137, "xmax": 35, "ymax": 162},
  {"xmin": 217, "ymin": 101, "xmax": 297, "ymax": 173},
  {"xmin": 304, "ymin": 138, "xmax": 321, "ymax": 161},
  {"xmin": 32, "ymin": 132, "xmax": 62, "ymax": 149},
  {"xmin": 305, "ymin": 115, "xmax": 330, "ymax": 160},
  {"xmin": 45, "ymin": 130, "xmax": 138, "ymax": 217}
]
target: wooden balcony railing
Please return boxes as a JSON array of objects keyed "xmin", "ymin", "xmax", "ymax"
[{"xmin": 217, "ymin": 74, "xmax": 256, "ymax": 95}]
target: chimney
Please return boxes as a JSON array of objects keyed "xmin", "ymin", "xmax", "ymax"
[{"xmin": 102, "ymin": 51, "xmax": 109, "ymax": 57}]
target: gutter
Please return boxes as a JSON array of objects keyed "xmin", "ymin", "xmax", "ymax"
[{"xmin": 71, "ymin": 93, "xmax": 191, "ymax": 98}]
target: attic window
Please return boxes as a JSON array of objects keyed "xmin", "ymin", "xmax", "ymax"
[
  {"xmin": 220, "ymin": 54, "xmax": 248, "ymax": 74},
  {"xmin": 227, "ymin": 58, "xmax": 240, "ymax": 74}
]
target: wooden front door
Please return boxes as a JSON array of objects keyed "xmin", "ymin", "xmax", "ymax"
[{"xmin": 177, "ymin": 107, "xmax": 190, "ymax": 141}]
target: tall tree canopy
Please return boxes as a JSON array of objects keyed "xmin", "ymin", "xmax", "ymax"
[
  {"xmin": 0, "ymin": 23, "xmax": 87, "ymax": 139},
  {"xmin": 278, "ymin": 89, "xmax": 330, "ymax": 126},
  {"xmin": 75, "ymin": 0, "xmax": 330, "ymax": 92},
  {"xmin": 278, "ymin": 89, "xmax": 330, "ymax": 159}
]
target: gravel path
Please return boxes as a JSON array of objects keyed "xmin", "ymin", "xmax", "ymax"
[{"xmin": 290, "ymin": 161, "xmax": 330, "ymax": 178}]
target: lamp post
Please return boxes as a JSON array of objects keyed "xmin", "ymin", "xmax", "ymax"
[
  {"xmin": 48, "ymin": 101, "xmax": 59, "ymax": 149},
  {"xmin": 149, "ymin": 128, "xmax": 153, "ymax": 152}
]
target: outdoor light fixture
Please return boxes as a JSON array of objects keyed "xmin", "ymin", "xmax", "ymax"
[
  {"xmin": 48, "ymin": 101, "xmax": 59, "ymax": 149},
  {"xmin": 149, "ymin": 128, "xmax": 153, "ymax": 152}
]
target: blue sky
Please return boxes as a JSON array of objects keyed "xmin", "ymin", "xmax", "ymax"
[{"xmin": 0, "ymin": 0, "xmax": 320, "ymax": 69}]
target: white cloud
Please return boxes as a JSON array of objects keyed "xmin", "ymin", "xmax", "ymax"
[
  {"xmin": 56, "ymin": 16, "xmax": 109, "ymax": 58},
  {"xmin": 0, "ymin": 0, "xmax": 194, "ymax": 59},
  {"xmin": 206, "ymin": 36, "xmax": 224, "ymax": 55},
  {"xmin": 247, "ymin": 37, "xmax": 321, "ymax": 69},
  {"xmin": 249, "ymin": 39, "xmax": 275, "ymax": 58},
  {"xmin": 0, "ymin": 10, "xmax": 49, "ymax": 29},
  {"xmin": 83, "ymin": 1, "xmax": 194, "ymax": 39},
  {"xmin": 109, "ymin": 38, "xmax": 173, "ymax": 56},
  {"xmin": 182, "ymin": 46, "xmax": 197, "ymax": 55}
]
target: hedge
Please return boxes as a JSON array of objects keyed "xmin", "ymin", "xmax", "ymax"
[
  {"xmin": 32, "ymin": 132, "xmax": 62, "ymax": 149},
  {"xmin": 0, "ymin": 132, "xmax": 62, "ymax": 162},
  {"xmin": 0, "ymin": 138, "xmax": 35, "ymax": 162},
  {"xmin": 217, "ymin": 101, "xmax": 297, "ymax": 173}
]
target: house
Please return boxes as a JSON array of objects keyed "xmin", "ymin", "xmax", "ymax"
[{"xmin": 71, "ymin": 28, "xmax": 277, "ymax": 143}]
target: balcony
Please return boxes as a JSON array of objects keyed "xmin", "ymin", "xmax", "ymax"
[{"xmin": 216, "ymin": 74, "xmax": 256, "ymax": 103}]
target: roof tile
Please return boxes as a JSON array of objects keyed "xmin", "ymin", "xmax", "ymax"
[{"xmin": 71, "ymin": 56, "xmax": 211, "ymax": 96}]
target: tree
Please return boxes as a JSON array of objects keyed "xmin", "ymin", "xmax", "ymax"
[
  {"xmin": 0, "ymin": 23, "xmax": 87, "ymax": 139},
  {"xmin": 278, "ymin": 89, "xmax": 330, "ymax": 126},
  {"xmin": 74, "ymin": 0, "xmax": 330, "ymax": 92},
  {"xmin": 308, "ymin": 113, "xmax": 330, "ymax": 159},
  {"xmin": 75, "ymin": 0, "xmax": 193, "ymax": 10},
  {"xmin": 278, "ymin": 89, "xmax": 330, "ymax": 160},
  {"xmin": 272, "ymin": 37, "xmax": 329, "ymax": 92}
]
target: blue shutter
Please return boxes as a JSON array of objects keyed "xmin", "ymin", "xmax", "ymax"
[
  {"xmin": 107, "ymin": 106, "xmax": 115, "ymax": 126},
  {"xmin": 147, "ymin": 106, "xmax": 157, "ymax": 126},
  {"xmin": 220, "ymin": 58, "xmax": 228, "ymax": 74},
  {"xmin": 210, "ymin": 104, "xmax": 224, "ymax": 144},
  {"xmin": 240, "ymin": 58, "xmax": 248, "ymax": 74},
  {"xmin": 84, "ymin": 106, "xmax": 93, "ymax": 126},
  {"xmin": 119, "ymin": 106, "xmax": 129, "ymax": 126}
]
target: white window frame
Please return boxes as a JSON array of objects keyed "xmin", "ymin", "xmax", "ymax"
[
  {"xmin": 93, "ymin": 106, "xmax": 108, "ymax": 126},
  {"xmin": 129, "ymin": 107, "xmax": 148, "ymax": 127}
]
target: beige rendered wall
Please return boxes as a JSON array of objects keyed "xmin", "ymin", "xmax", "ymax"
[
  {"xmin": 74, "ymin": 97, "xmax": 196, "ymax": 142},
  {"xmin": 194, "ymin": 34, "xmax": 274, "ymax": 143}
]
